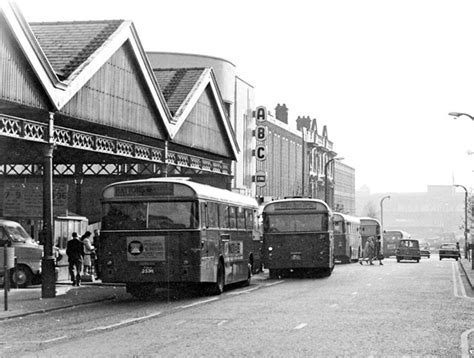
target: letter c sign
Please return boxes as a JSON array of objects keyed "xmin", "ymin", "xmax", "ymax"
[{"xmin": 256, "ymin": 145, "xmax": 266, "ymax": 161}]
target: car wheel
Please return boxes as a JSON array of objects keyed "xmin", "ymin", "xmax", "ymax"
[{"xmin": 11, "ymin": 265, "xmax": 33, "ymax": 288}]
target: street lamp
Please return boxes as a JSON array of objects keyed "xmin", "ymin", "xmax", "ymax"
[
  {"xmin": 380, "ymin": 195, "xmax": 391, "ymax": 235},
  {"xmin": 324, "ymin": 157, "xmax": 344, "ymax": 208},
  {"xmin": 448, "ymin": 112, "xmax": 474, "ymax": 121},
  {"xmin": 454, "ymin": 184, "xmax": 469, "ymax": 259}
]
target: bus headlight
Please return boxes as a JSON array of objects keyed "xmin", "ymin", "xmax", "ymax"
[
  {"xmin": 106, "ymin": 260, "xmax": 113, "ymax": 267},
  {"xmin": 268, "ymin": 246, "xmax": 273, "ymax": 251}
]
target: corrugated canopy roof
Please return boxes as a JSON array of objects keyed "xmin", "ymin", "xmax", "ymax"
[{"xmin": 29, "ymin": 20, "xmax": 123, "ymax": 80}]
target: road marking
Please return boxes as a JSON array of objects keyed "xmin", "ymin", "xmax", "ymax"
[
  {"xmin": 330, "ymin": 304, "xmax": 338, "ymax": 308},
  {"xmin": 226, "ymin": 287, "xmax": 260, "ymax": 295},
  {"xmin": 0, "ymin": 336, "xmax": 68, "ymax": 345},
  {"xmin": 217, "ymin": 320, "xmax": 227, "ymax": 326},
  {"xmin": 86, "ymin": 312, "xmax": 162, "ymax": 332},
  {"xmin": 176, "ymin": 297, "xmax": 219, "ymax": 309},
  {"xmin": 351, "ymin": 291, "xmax": 358, "ymax": 295},
  {"xmin": 175, "ymin": 320, "xmax": 186, "ymax": 326},
  {"xmin": 460, "ymin": 328, "xmax": 474, "ymax": 358},
  {"xmin": 452, "ymin": 262, "xmax": 467, "ymax": 298},
  {"xmin": 294, "ymin": 323, "xmax": 307, "ymax": 330},
  {"xmin": 264, "ymin": 280, "xmax": 284, "ymax": 287}
]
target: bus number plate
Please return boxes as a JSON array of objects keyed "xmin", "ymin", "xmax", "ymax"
[
  {"xmin": 141, "ymin": 266, "xmax": 154, "ymax": 274},
  {"xmin": 291, "ymin": 253, "xmax": 302, "ymax": 260}
]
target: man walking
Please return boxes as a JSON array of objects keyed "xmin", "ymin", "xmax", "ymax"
[{"xmin": 66, "ymin": 232, "xmax": 84, "ymax": 286}]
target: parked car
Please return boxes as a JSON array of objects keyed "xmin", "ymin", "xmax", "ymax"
[
  {"xmin": 439, "ymin": 243, "xmax": 460, "ymax": 261},
  {"xmin": 396, "ymin": 239, "xmax": 421, "ymax": 263},
  {"xmin": 0, "ymin": 219, "xmax": 43, "ymax": 287},
  {"xmin": 419, "ymin": 244, "xmax": 431, "ymax": 258}
]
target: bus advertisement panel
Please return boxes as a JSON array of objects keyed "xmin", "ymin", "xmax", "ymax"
[
  {"xmin": 262, "ymin": 198, "xmax": 334, "ymax": 278},
  {"xmin": 99, "ymin": 178, "xmax": 261, "ymax": 298}
]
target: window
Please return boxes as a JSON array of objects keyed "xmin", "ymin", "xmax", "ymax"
[
  {"xmin": 245, "ymin": 209, "xmax": 253, "ymax": 230},
  {"xmin": 219, "ymin": 205, "xmax": 229, "ymax": 229},
  {"xmin": 229, "ymin": 206, "xmax": 237, "ymax": 229},
  {"xmin": 207, "ymin": 202, "xmax": 219, "ymax": 228},
  {"xmin": 236, "ymin": 207, "xmax": 245, "ymax": 229}
]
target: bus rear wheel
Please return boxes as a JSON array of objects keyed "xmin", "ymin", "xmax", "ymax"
[{"xmin": 209, "ymin": 261, "xmax": 225, "ymax": 295}]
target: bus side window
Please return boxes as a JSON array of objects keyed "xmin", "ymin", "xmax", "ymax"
[
  {"xmin": 201, "ymin": 202, "xmax": 207, "ymax": 229},
  {"xmin": 219, "ymin": 205, "xmax": 230, "ymax": 229},
  {"xmin": 236, "ymin": 207, "xmax": 245, "ymax": 230},
  {"xmin": 208, "ymin": 202, "xmax": 218, "ymax": 228},
  {"xmin": 229, "ymin": 206, "xmax": 237, "ymax": 229}
]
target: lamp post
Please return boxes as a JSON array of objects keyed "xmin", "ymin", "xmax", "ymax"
[
  {"xmin": 454, "ymin": 184, "xmax": 469, "ymax": 259},
  {"xmin": 380, "ymin": 195, "xmax": 391, "ymax": 236},
  {"xmin": 324, "ymin": 157, "xmax": 344, "ymax": 208},
  {"xmin": 448, "ymin": 112, "xmax": 474, "ymax": 121}
]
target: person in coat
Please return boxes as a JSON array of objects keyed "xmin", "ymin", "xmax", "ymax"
[
  {"xmin": 66, "ymin": 232, "xmax": 84, "ymax": 286},
  {"xmin": 360, "ymin": 236, "xmax": 375, "ymax": 265},
  {"xmin": 81, "ymin": 231, "xmax": 95, "ymax": 275}
]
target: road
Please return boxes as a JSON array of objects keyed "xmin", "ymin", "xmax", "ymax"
[{"xmin": 1, "ymin": 255, "xmax": 473, "ymax": 357}]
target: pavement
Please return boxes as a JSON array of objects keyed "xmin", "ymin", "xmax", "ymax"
[{"xmin": 0, "ymin": 258, "xmax": 473, "ymax": 321}]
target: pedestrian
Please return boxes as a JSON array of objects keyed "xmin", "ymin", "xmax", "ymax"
[
  {"xmin": 81, "ymin": 231, "xmax": 95, "ymax": 275},
  {"xmin": 360, "ymin": 236, "xmax": 375, "ymax": 265},
  {"xmin": 373, "ymin": 236, "xmax": 384, "ymax": 265},
  {"xmin": 92, "ymin": 229, "xmax": 100, "ymax": 279},
  {"xmin": 66, "ymin": 232, "xmax": 83, "ymax": 286}
]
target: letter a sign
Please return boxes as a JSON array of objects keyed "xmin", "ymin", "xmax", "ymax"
[{"xmin": 255, "ymin": 106, "xmax": 267, "ymax": 123}]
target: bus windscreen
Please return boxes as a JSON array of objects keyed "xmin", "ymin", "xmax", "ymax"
[
  {"xmin": 264, "ymin": 213, "xmax": 328, "ymax": 232},
  {"xmin": 102, "ymin": 201, "xmax": 198, "ymax": 230}
]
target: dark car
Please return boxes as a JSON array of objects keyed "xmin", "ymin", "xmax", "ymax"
[
  {"xmin": 439, "ymin": 243, "xmax": 460, "ymax": 261},
  {"xmin": 396, "ymin": 239, "xmax": 421, "ymax": 263},
  {"xmin": 419, "ymin": 244, "xmax": 431, "ymax": 258}
]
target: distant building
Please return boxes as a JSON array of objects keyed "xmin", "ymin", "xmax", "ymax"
[
  {"xmin": 334, "ymin": 162, "xmax": 356, "ymax": 215},
  {"xmin": 356, "ymin": 185, "xmax": 467, "ymax": 245}
]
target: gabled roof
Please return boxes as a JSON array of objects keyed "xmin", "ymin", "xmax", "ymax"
[
  {"xmin": 154, "ymin": 67, "xmax": 204, "ymax": 116},
  {"xmin": 30, "ymin": 20, "xmax": 123, "ymax": 81},
  {"xmin": 153, "ymin": 67, "xmax": 239, "ymax": 156},
  {"xmin": 1, "ymin": 1, "xmax": 172, "ymax": 136}
]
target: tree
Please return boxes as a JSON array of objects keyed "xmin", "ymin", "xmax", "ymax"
[{"xmin": 362, "ymin": 201, "xmax": 378, "ymax": 219}]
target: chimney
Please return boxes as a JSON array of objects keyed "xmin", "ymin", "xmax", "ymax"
[
  {"xmin": 296, "ymin": 116, "xmax": 311, "ymax": 131},
  {"xmin": 275, "ymin": 103, "xmax": 288, "ymax": 124}
]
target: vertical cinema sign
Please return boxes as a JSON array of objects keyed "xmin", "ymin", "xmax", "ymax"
[{"xmin": 254, "ymin": 106, "xmax": 267, "ymax": 187}]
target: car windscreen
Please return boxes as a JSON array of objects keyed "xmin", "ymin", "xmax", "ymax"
[
  {"xmin": 4, "ymin": 223, "xmax": 33, "ymax": 243},
  {"xmin": 440, "ymin": 244, "xmax": 457, "ymax": 249}
]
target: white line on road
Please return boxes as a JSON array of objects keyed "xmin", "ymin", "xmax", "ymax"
[
  {"xmin": 0, "ymin": 336, "xmax": 68, "ymax": 345},
  {"xmin": 86, "ymin": 312, "xmax": 162, "ymax": 332},
  {"xmin": 176, "ymin": 297, "xmax": 219, "ymax": 309},
  {"xmin": 460, "ymin": 328, "xmax": 474, "ymax": 358},
  {"xmin": 452, "ymin": 262, "xmax": 467, "ymax": 298},
  {"xmin": 294, "ymin": 323, "xmax": 307, "ymax": 330},
  {"xmin": 351, "ymin": 291, "xmax": 358, "ymax": 295},
  {"xmin": 175, "ymin": 320, "xmax": 186, "ymax": 326},
  {"xmin": 217, "ymin": 320, "xmax": 227, "ymax": 326},
  {"xmin": 264, "ymin": 280, "xmax": 284, "ymax": 287},
  {"xmin": 226, "ymin": 287, "xmax": 260, "ymax": 295}
]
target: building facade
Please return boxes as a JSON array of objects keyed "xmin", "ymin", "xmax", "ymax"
[{"xmin": 334, "ymin": 161, "xmax": 356, "ymax": 215}]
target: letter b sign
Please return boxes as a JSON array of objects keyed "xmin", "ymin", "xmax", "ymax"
[{"xmin": 256, "ymin": 126, "xmax": 267, "ymax": 141}]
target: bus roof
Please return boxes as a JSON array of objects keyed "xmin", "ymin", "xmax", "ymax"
[
  {"xmin": 263, "ymin": 198, "xmax": 331, "ymax": 212},
  {"xmin": 359, "ymin": 217, "xmax": 381, "ymax": 225},
  {"xmin": 333, "ymin": 212, "xmax": 361, "ymax": 224},
  {"xmin": 101, "ymin": 177, "xmax": 258, "ymax": 208}
]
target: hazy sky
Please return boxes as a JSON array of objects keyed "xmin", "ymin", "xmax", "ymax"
[{"xmin": 12, "ymin": 0, "xmax": 474, "ymax": 194}]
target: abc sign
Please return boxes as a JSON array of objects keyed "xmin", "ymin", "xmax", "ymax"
[
  {"xmin": 255, "ymin": 145, "xmax": 266, "ymax": 161},
  {"xmin": 256, "ymin": 126, "xmax": 267, "ymax": 141}
]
